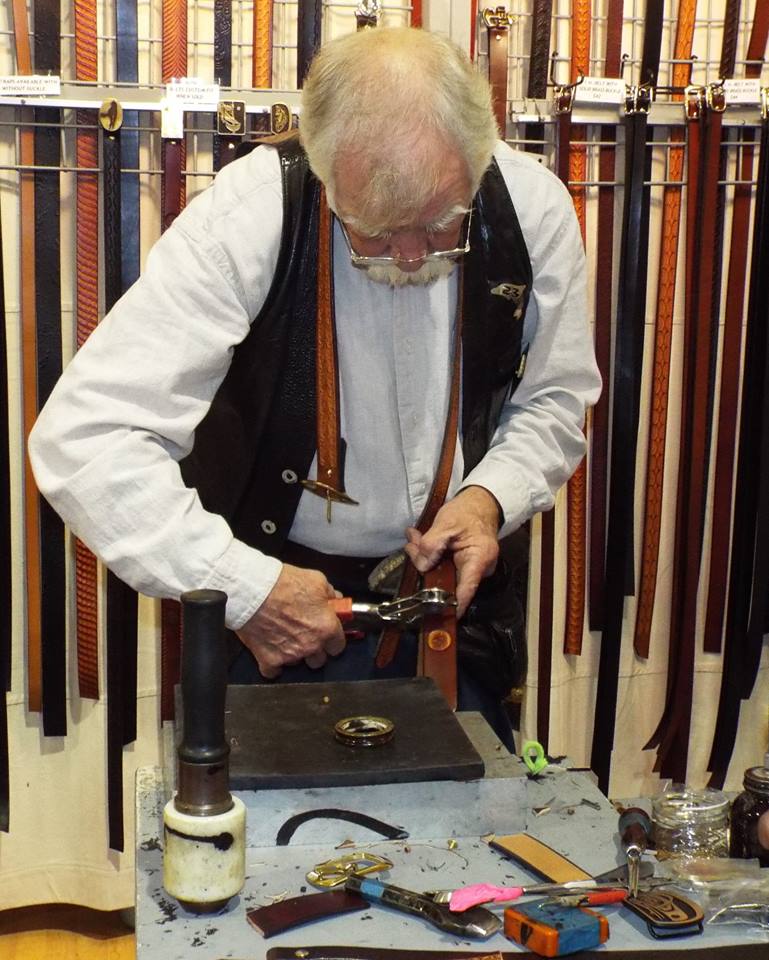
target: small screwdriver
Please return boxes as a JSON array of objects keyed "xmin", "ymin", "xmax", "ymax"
[{"xmin": 618, "ymin": 806, "xmax": 652, "ymax": 898}]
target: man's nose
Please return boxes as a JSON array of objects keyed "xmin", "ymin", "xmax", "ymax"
[{"xmin": 391, "ymin": 231, "xmax": 427, "ymax": 271}]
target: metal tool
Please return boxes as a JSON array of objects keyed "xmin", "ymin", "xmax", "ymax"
[
  {"xmin": 329, "ymin": 587, "xmax": 457, "ymax": 628},
  {"xmin": 618, "ymin": 806, "xmax": 652, "ymax": 898},
  {"xmin": 345, "ymin": 876, "xmax": 502, "ymax": 938}
]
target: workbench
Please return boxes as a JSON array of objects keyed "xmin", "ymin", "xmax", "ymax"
[{"xmin": 135, "ymin": 715, "xmax": 768, "ymax": 959}]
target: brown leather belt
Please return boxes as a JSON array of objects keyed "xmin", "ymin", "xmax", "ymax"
[
  {"xmin": 374, "ymin": 270, "xmax": 464, "ymax": 708},
  {"xmin": 484, "ymin": 7, "xmax": 514, "ymax": 137},
  {"xmin": 561, "ymin": 1, "xmax": 591, "ymax": 656},
  {"xmin": 74, "ymin": 0, "xmax": 101, "ymax": 701},
  {"xmin": 633, "ymin": 0, "xmax": 697, "ymax": 656},
  {"xmin": 252, "ymin": 0, "xmax": 273, "ymax": 87},
  {"xmin": 704, "ymin": 1, "xmax": 769, "ymax": 652}
]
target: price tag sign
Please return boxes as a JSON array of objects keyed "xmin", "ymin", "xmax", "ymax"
[
  {"xmin": 160, "ymin": 98, "xmax": 184, "ymax": 139},
  {"xmin": 0, "ymin": 74, "xmax": 61, "ymax": 96},
  {"xmin": 165, "ymin": 78, "xmax": 220, "ymax": 110},
  {"xmin": 573, "ymin": 76, "xmax": 626, "ymax": 106},
  {"xmin": 723, "ymin": 78, "xmax": 762, "ymax": 106}
]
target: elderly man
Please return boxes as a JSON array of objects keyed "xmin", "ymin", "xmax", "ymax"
[{"xmin": 29, "ymin": 27, "xmax": 600, "ymax": 747}]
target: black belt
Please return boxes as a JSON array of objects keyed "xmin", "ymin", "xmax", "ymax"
[
  {"xmin": 116, "ymin": 0, "xmax": 140, "ymax": 290},
  {"xmin": 590, "ymin": 72, "xmax": 657, "ymax": 793},
  {"xmin": 589, "ymin": 0, "xmax": 624, "ymax": 631},
  {"xmin": 708, "ymin": 112, "xmax": 769, "ymax": 787},
  {"xmin": 281, "ymin": 541, "xmax": 386, "ymax": 598},
  {"xmin": 35, "ymin": 0, "xmax": 67, "ymax": 738},
  {"xmin": 297, "ymin": 0, "xmax": 322, "ymax": 88}
]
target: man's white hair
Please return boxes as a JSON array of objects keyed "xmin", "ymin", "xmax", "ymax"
[{"xmin": 299, "ymin": 27, "xmax": 498, "ymax": 234}]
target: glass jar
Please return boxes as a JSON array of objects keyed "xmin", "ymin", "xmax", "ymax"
[
  {"xmin": 651, "ymin": 785, "xmax": 730, "ymax": 859},
  {"xmin": 729, "ymin": 766, "xmax": 769, "ymax": 866}
]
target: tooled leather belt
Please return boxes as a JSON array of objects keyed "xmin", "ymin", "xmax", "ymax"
[
  {"xmin": 74, "ymin": 0, "xmax": 101, "ymax": 702},
  {"xmin": 483, "ymin": 7, "xmax": 514, "ymax": 139},
  {"xmin": 633, "ymin": 0, "xmax": 699, "ymax": 657},
  {"xmin": 0, "ymin": 106, "xmax": 10, "ymax": 833}
]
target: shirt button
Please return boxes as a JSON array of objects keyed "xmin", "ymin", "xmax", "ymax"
[
  {"xmin": 281, "ymin": 469, "xmax": 298, "ymax": 484},
  {"xmin": 261, "ymin": 520, "xmax": 277, "ymax": 535}
]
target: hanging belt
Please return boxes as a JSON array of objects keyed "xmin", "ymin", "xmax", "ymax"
[
  {"xmin": 704, "ymin": 0, "xmax": 769, "ymax": 651},
  {"xmin": 212, "ymin": 0, "xmax": 239, "ymax": 170},
  {"xmin": 73, "ymin": 0, "xmax": 101, "ymax": 702},
  {"xmin": 562, "ymin": 0, "xmax": 591, "ymax": 657},
  {"xmin": 116, "ymin": 0, "xmax": 140, "ymax": 289},
  {"xmin": 11, "ymin": 0, "xmax": 42, "ymax": 716},
  {"xmin": 590, "ymin": 76, "xmax": 657, "ymax": 794},
  {"xmin": 588, "ymin": 0, "xmax": 623, "ymax": 631},
  {"xmin": 708, "ymin": 107, "xmax": 769, "ymax": 788},
  {"xmin": 0, "ymin": 144, "xmax": 10, "ymax": 833},
  {"xmin": 35, "ymin": 0, "xmax": 67, "ymax": 736},
  {"xmin": 483, "ymin": 7, "xmax": 514, "ymax": 138},
  {"xmin": 159, "ymin": 0, "xmax": 188, "ymax": 722},
  {"xmin": 410, "ymin": 0, "xmax": 422, "ymax": 27},
  {"xmin": 645, "ymin": 85, "xmax": 725, "ymax": 781},
  {"xmin": 297, "ymin": 0, "xmax": 322, "ymax": 88},
  {"xmin": 633, "ymin": 0, "xmax": 698, "ymax": 656}
]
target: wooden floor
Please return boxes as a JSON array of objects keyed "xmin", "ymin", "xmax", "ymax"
[{"xmin": 0, "ymin": 905, "xmax": 135, "ymax": 960}]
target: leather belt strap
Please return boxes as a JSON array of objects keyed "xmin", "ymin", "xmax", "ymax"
[
  {"xmin": 484, "ymin": 7, "xmax": 514, "ymax": 137},
  {"xmin": 116, "ymin": 0, "xmax": 140, "ymax": 290},
  {"xmin": 101, "ymin": 105, "xmax": 137, "ymax": 848},
  {"xmin": 74, "ymin": 0, "xmax": 101, "ymax": 701},
  {"xmin": 591, "ymin": 75, "xmax": 657, "ymax": 795},
  {"xmin": 301, "ymin": 195, "xmax": 358, "ymax": 520},
  {"xmin": 562, "ymin": 0, "xmax": 591, "ymax": 657},
  {"xmin": 252, "ymin": 0, "xmax": 272, "ymax": 87},
  {"xmin": 297, "ymin": 0, "xmax": 322, "ymax": 88},
  {"xmin": 535, "ymin": 509, "xmax": 554, "ymax": 750},
  {"xmin": 633, "ymin": 0, "xmax": 697, "ymax": 656},
  {"xmin": 248, "ymin": 891, "xmax": 370, "ymax": 938},
  {"xmin": 213, "ymin": 0, "xmax": 240, "ymax": 170},
  {"xmin": 11, "ymin": 0, "xmax": 43, "ymax": 714},
  {"xmin": 524, "ymin": 0, "xmax": 553, "ymax": 153},
  {"xmin": 588, "ymin": 0, "xmax": 623, "ymax": 631},
  {"xmin": 704, "ymin": 0, "xmax": 769, "ymax": 651},
  {"xmin": 0, "ymin": 157, "xmax": 10, "ymax": 832},
  {"xmin": 264, "ymin": 946, "xmax": 769, "ymax": 960},
  {"xmin": 708, "ymin": 111, "xmax": 769, "ymax": 788},
  {"xmin": 114, "ymin": 0, "xmax": 141, "ymax": 745},
  {"xmin": 374, "ymin": 269, "xmax": 464, "ymax": 708},
  {"xmin": 159, "ymin": 0, "xmax": 188, "ymax": 722},
  {"xmin": 35, "ymin": 0, "xmax": 67, "ymax": 736},
  {"xmin": 410, "ymin": 0, "xmax": 422, "ymax": 27}
]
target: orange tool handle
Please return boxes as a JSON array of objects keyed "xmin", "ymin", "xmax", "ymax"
[
  {"xmin": 329, "ymin": 597, "xmax": 354, "ymax": 622},
  {"xmin": 580, "ymin": 890, "xmax": 628, "ymax": 906}
]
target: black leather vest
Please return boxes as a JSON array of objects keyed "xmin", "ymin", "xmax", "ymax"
[{"xmin": 180, "ymin": 136, "xmax": 532, "ymax": 557}]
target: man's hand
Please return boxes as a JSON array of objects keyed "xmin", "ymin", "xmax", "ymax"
[
  {"xmin": 235, "ymin": 563, "xmax": 346, "ymax": 678},
  {"xmin": 404, "ymin": 486, "xmax": 501, "ymax": 617}
]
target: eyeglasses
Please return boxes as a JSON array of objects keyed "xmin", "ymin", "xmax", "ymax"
[{"xmin": 337, "ymin": 208, "xmax": 473, "ymax": 269}]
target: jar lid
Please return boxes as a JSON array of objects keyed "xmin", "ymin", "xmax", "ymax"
[
  {"xmin": 652, "ymin": 786, "xmax": 730, "ymax": 827},
  {"xmin": 744, "ymin": 766, "xmax": 769, "ymax": 796}
]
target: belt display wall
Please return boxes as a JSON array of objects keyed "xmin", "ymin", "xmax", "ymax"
[{"xmin": 0, "ymin": 0, "xmax": 768, "ymax": 912}]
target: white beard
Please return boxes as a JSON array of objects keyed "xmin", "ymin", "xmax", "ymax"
[{"xmin": 362, "ymin": 258, "xmax": 457, "ymax": 287}]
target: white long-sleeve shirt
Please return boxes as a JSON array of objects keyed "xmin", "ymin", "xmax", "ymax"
[{"xmin": 29, "ymin": 140, "xmax": 601, "ymax": 630}]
